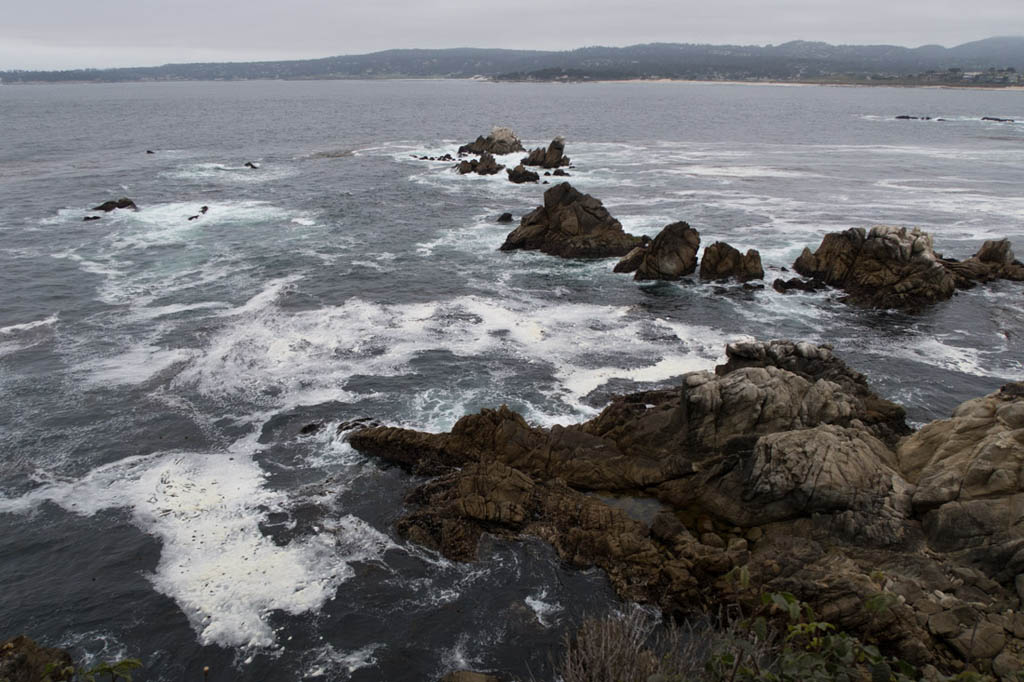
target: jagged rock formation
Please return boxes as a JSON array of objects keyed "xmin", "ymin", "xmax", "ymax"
[
  {"xmin": 521, "ymin": 137, "xmax": 570, "ymax": 168},
  {"xmin": 793, "ymin": 227, "xmax": 1023, "ymax": 310},
  {"xmin": 496, "ymin": 212, "xmax": 513, "ymax": 223},
  {"xmin": 347, "ymin": 340, "xmax": 1024, "ymax": 676},
  {"xmin": 456, "ymin": 152, "xmax": 504, "ymax": 175},
  {"xmin": 91, "ymin": 197, "xmax": 137, "ymax": 212},
  {"xmin": 699, "ymin": 241, "xmax": 764, "ymax": 282},
  {"xmin": 458, "ymin": 127, "xmax": 525, "ymax": 156},
  {"xmin": 632, "ymin": 222, "xmax": 700, "ymax": 281},
  {"xmin": 499, "ymin": 182, "xmax": 643, "ymax": 258},
  {"xmin": 506, "ymin": 164, "xmax": 539, "ymax": 183},
  {"xmin": 1, "ymin": 636, "xmax": 74, "ymax": 682}
]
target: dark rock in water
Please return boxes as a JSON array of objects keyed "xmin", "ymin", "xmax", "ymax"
[
  {"xmin": 245, "ymin": 161, "xmax": 259, "ymax": 169},
  {"xmin": 613, "ymin": 240, "xmax": 650, "ymax": 273},
  {"xmin": 633, "ymin": 222, "xmax": 700, "ymax": 281},
  {"xmin": 346, "ymin": 339, "xmax": 1024, "ymax": 672},
  {"xmin": 772, "ymin": 277, "xmax": 826, "ymax": 294},
  {"xmin": 741, "ymin": 282, "xmax": 764, "ymax": 290},
  {"xmin": 895, "ymin": 115, "xmax": 919, "ymax": 120},
  {"xmin": 699, "ymin": 241, "xmax": 764, "ymax": 282},
  {"xmin": 200, "ymin": 205, "xmax": 209, "ymax": 214},
  {"xmin": 499, "ymin": 182, "xmax": 643, "ymax": 258},
  {"xmin": 793, "ymin": 226, "xmax": 956, "ymax": 310},
  {"xmin": 456, "ymin": 151, "xmax": 504, "ymax": 176},
  {"xmin": 82, "ymin": 216, "xmax": 101, "ymax": 221},
  {"xmin": 496, "ymin": 212, "xmax": 513, "ymax": 223},
  {"xmin": 337, "ymin": 417, "xmax": 380, "ymax": 434},
  {"xmin": 146, "ymin": 149, "xmax": 155, "ymax": 154},
  {"xmin": 299, "ymin": 422, "xmax": 324, "ymax": 435},
  {"xmin": 543, "ymin": 172, "xmax": 550, "ymax": 176},
  {"xmin": 1, "ymin": 635, "xmax": 74, "ymax": 682},
  {"xmin": 552, "ymin": 168, "xmax": 569, "ymax": 176},
  {"xmin": 458, "ymin": 127, "xmax": 525, "ymax": 156},
  {"xmin": 506, "ymin": 164, "xmax": 539, "ymax": 184},
  {"xmin": 520, "ymin": 137, "xmax": 570, "ymax": 168},
  {"xmin": 944, "ymin": 238, "xmax": 1024, "ymax": 285},
  {"xmin": 982, "ymin": 116, "xmax": 1015, "ymax": 123},
  {"xmin": 188, "ymin": 215, "xmax": 199, "ymax": 221},
  {"xmin": 439, "ymin": 671, "xmax": 502, "ymax": 682},
  {"xmin": 92, "ymin": 197, "xmax": 137, "ymax": 212}
]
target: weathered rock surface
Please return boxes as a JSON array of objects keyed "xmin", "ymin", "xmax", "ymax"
[
  {"xmin": 456, "ymin": 152, "xmax": 504, "ymax": 176},
  {"xmin": 439, "ymin": 670, "xmax": 502, "ymax": 682},
  {"xmin": 506, "ymin": 164, "xmax": 539, "ymax": 184},
  {"xmin": 0, "ymin": 636, "xmax": 74, "ymax": 682},
  {"xmin": 496, "ymin": 212, "xmax": 513, "ymax": 223},
  {"xmin": 613, "ymin": 241, "xmax": 650, "ymax": 273},
  {"xmin": 633, "ymin": 222, "xmax": 700, "ymax": 281},
  {"xmin": 458, "ymin": 127, "xmax": 525, "ymax": 156},
  {"xmin": 772, "ymin": 277, "xmax": 827, "ymax": 294},
  {"xmin": 499, "ymin": 182, "xmax": 643, "ymax": 258},
  {"xmin": 794, "ymin": 228, "xmax": 1023, "ymax": 310},
  {"xmin": 91, "ymin": 197, "xmax": 137, "ymax": 212},
  {"xmin": 699, "ymin": 241, "xmax": 764, "ymax": 282},
  {"xmin": 521, "ymin": 137, "xmax": 570, "ymax": 168},
  {"xmin": 794, "ymin": 226, "xmax": 956, "ymax": 310}
]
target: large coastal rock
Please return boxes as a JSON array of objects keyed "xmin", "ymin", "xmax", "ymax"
[
  {"xmin": 458, "ymin": 127, "xmax": 525, "ymax": 156},
  {"xmin": 794, "ymin": 226, "xmax": 956, "ymax": 310},
  {"xmin": 699, "ymin": 242, "xmax": 764, "ymax": 282},
  {"xmin": 456, "ymin": 152, "xmax": 504, "ymax": 176},
  {"xmin": 91, "ymin": 197, "xmax": 137, "ymax": 212},
  {"xmin": 346, "ymin": 339, "xmax": 1024, "ymax": 674},
  {"xmin": 632, "ymin": 222, "xmax": 700, "ymax": 281},
  {"xmin": 499, "ymin": 183, "xmax": 643, "ymax": 258},
  {"xmin": 944, "ymin": 239, "xmax": 1024, "ymax": 286},
  {"xmin": 506, "ymin": 164, "xmax": 539, "ymax": 184},
  {"xmin": 898, "ymin": 382, "xmax": 1024, "ymax": 582},
  {"xmin": 521, "ymin": 137, "xmax": 570, "ymax": 168},
  {"xmin": 0, "ymin": 636, "xmax": 74, "ymax": 682}
]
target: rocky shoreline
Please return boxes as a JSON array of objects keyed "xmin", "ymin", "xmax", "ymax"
[{"xmin": 348, "ymin": 340, "xmax": 1024, "ymax": 678}]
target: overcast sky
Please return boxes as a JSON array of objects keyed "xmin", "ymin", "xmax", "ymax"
[{"xmin": 2, "ymin": 0, "xmax": 1021, "ymax": 70}]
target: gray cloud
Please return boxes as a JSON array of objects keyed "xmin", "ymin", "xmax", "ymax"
[{"xmin": 2, "ymin": 0, "xmax": 1021, "ymax": 70}]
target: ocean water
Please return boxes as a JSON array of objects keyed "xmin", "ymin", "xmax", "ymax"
[{"xmin": 0, "ymin": 79, "xmax": 1022, "ymax": 681}]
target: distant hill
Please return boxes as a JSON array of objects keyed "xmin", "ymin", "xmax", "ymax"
[{"xmin": 3, "ymin": 37, "xmax": 1023, "ymax": 84}]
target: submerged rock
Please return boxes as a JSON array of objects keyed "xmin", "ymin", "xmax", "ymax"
[
  {"xmin": 458, "ymin": 127, "xmax": 525, "ymax": 156},
  {"xmin": 496, "ymin": 212, "xmax": 514, "ymax": 223},
  {"xmin": 772, "ymin": 277, "xmax": 827, "ymax": 294},
  {"xmin": 499, "ymin": 182, "xmax": 643, "ymax": 258},
  {"xmin": 699, "ymin": 241, "xmax": 764, "ymax": 282},
  {"xmin": 91, "ymin": 197, "xmax": 137, "ymax": 212},
  {"xmin": 633, "ymin": 222, "xmax": 700, "ymax": 281},
  {"xmin": 520, "ymin": 137, "xmax": 570, "ymax": 168}
]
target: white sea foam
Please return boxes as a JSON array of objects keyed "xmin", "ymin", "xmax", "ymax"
[
  {"xmin": 78, "ymin": 344, "xmax": 197, "ymax": 386},
  {"xmin": 525, "ymin": 589, "xmax": 563, "ymax": 627},
  {"xmin": 304, "ymin": 643, "xmax": 383, "ymax": 679},
  {"xmin": 0, "ymin": 440, "xmax": 395, "ymax": 650},
  {"xmin": 0, "ymin": 314, "xmax": 59, "ymax": 335},
  {"xmin": 162, "ymin": 162, "xmax": 296, "ymax": 184}
]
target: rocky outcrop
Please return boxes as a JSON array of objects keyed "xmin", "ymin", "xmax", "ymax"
[
  {"xmin": 439, "ymin": 672, "xmax": 502, "ymax": 682},
  {"xmin": 499, "ymin": 183, "xmax": 643, "ymax": 259},
  {"xmin": 794, "ymin": 228, "xmax": 1023, "ymax": 310},
  {"xmin": 497, "ymin": 212, "xmax": 513, "ymax": 223},
  {"xmin": 521, "ymin": 137, "xmax": 570, "ymax": 168},
  {"xmin": 699, "ymin": 242, "xmax": 764, "ymax": 282},
  {"xmin": 506, "ymin": 164, "xmax": 539, "ymax": 184},
  {"xmin": 772, "ymin": 277, "xmax": 827, "ymax": 294},
  {"xmin": 898, "ymin": 382, "xmax": 1024, "ymax": 583},
  {"xmin": 91, "ymin": 197, "xmax": 137, "ymax": 212},
  {"xmin": 794, "ymin": 226, "xmax": 956, "ymax": 310},
  {"xmin": 458, "ymin": 127, "xmax": 525, "ymax": 156},
  {"xmin": 1, "ymin": 636, "xmax": 74, "ymax": 682},
  {"xmin": 456, "ymin": 152, "xmax": 504, "ymax": 176},
  {"xmin": 633, "ymin": 222, "xmax": 700, "ymax": 281},
  {"xmin": 613, "ymin": 241, "xmax": 650, "ymax": 273},
  {"xmin": 346, "ymin": 339, "xmax": 1024, "ymax": 675}
]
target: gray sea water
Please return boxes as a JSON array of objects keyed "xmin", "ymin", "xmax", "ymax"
[{"xmin": 0, "ymin": 79, "xmax": 1022, "ymax": 681}]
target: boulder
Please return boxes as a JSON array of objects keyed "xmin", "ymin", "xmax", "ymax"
[
  {"xmin": 520, "ymin": 137, "xmax": 570, "ymax": 168},
  {"xmin": 244, "ymin": 161, "xmax": 259, "ymax": 169},
  {"xmin": 699, "ymin": 242, "xmax": 764, "ymax": 282},
  {"xmin": 772, "ymin": 277, "xmax": 827, "ymax": 294},
  {"xmin": 898, "ymin": 382, "xmax": 1024, "ymax": 582},
  {"xmin": 0, "ymin": 636, "xmax": 74, "ymax": 682},
  {"xmin": 793, "ymin": 226, "xmax": 956, "ymax": 310},
  {"xmin": 456, "ymin": 152, "xmax": 504, "ymax": 176},
  {"xmin": 499, "ymin": 183, "xmax": 643, "ymax": 259},
  {"xmin": 613, "ymin": 242, "xmax": 649, "ymax": 273},
  {"xmin": 496, "ymin": 212, "xmax": 513, "ymax": 223},
  {"xmin": 944, "ymin": 239, "xmax": 1024, "ymax": 284},
  {"xmin": 506, "ymin": 164, "xmax": 539, "ymax": 184},
  {"xmin": 458, "ymin": 127, "xmax": 525, "ymax": 156},
  {"xmin": 91, "ymin": 197, "xmax": 137, "ymax": 212},
  {"xmin": 83, "ymin": 216, "xmax": 101, "ymax": 222},
  {"xmin": 633, "ymin": 222, "xmax": 700, "ymax": 281}
]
